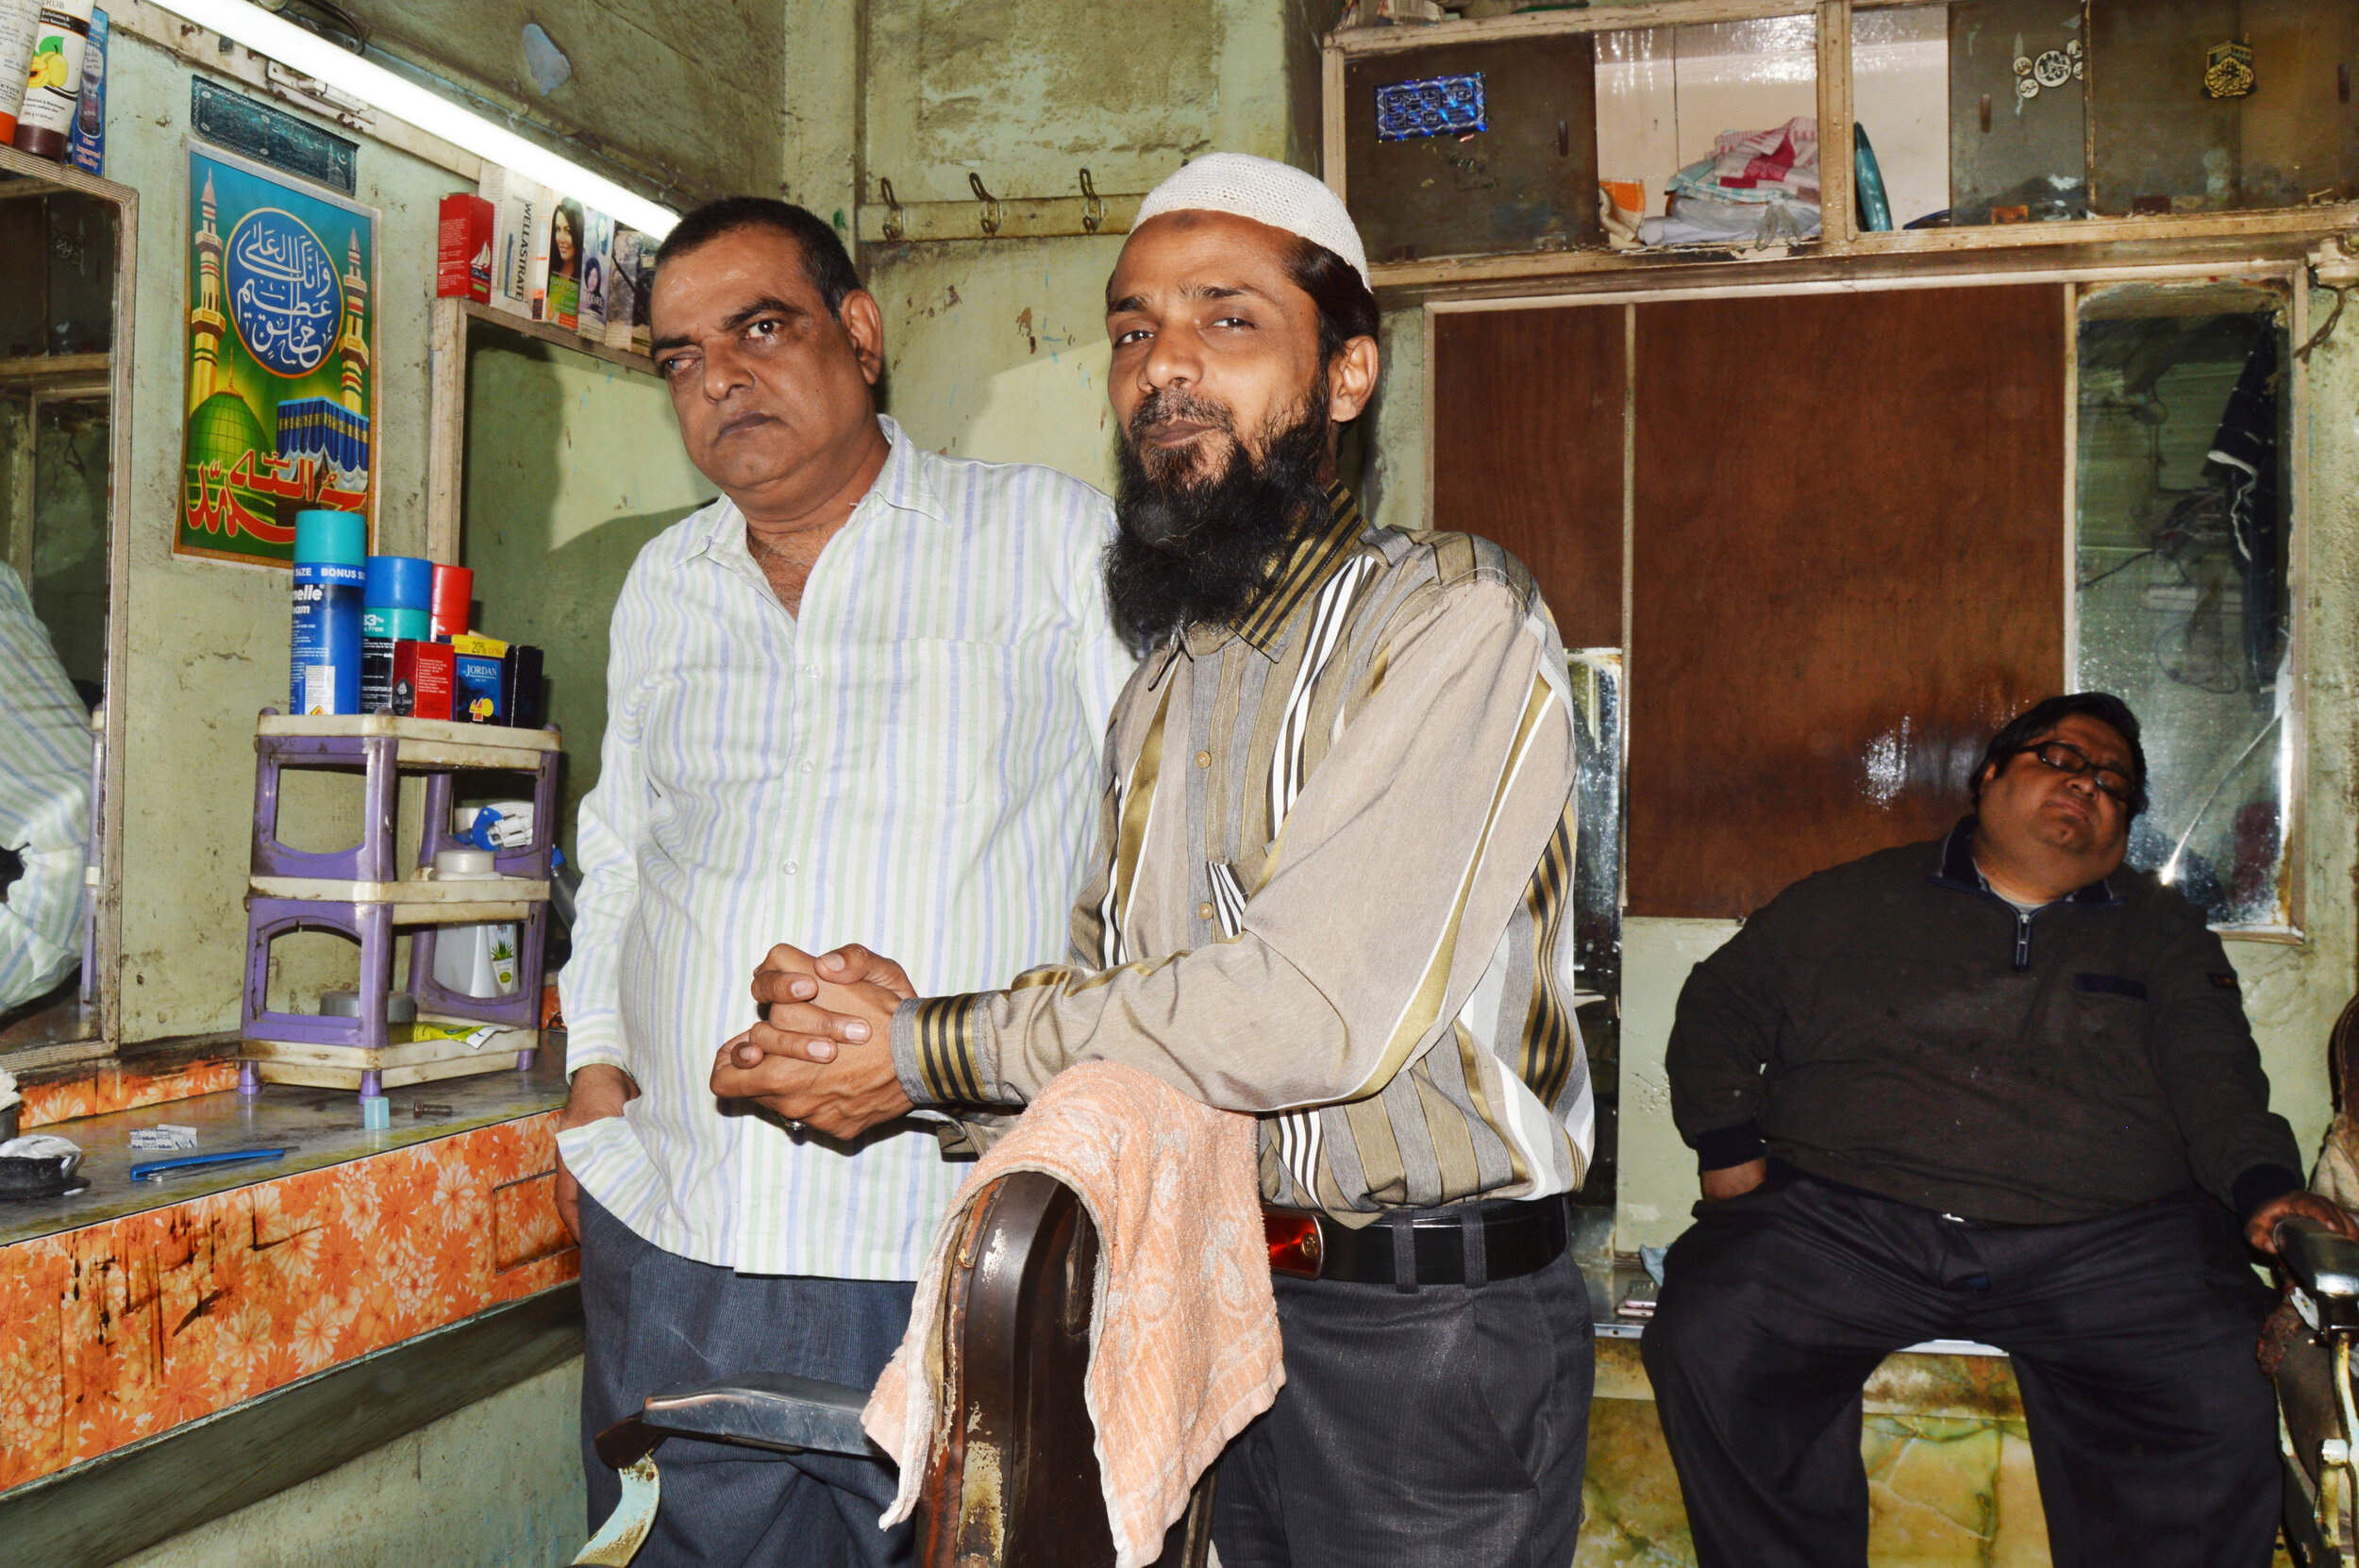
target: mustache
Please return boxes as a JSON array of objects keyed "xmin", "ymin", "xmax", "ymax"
[{"xmin": 1127, "ymin": 387, "xmax": 1236, "ymax": 447}]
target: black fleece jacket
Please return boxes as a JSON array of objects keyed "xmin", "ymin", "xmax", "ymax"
[{"xmin": 1667, "ymin": 818, "xmax": 2304, "ymax": 1226}]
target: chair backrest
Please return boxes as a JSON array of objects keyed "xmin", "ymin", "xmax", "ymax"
[{"xmin": 920, "ymin": 1169, "xmax": 1213, "ymax": 1568}]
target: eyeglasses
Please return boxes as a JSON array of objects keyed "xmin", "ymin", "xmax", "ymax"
[{"xmin": 2013, "ymin": 741, "xmax": 2137, "ymax": 807}]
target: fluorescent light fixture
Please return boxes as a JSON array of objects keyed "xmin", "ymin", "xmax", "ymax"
[{"xmin": 146, "ymin": 0, "xmax": 678, "ymax": 237}]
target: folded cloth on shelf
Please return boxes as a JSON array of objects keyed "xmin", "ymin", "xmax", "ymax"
[
  {"xmin": 1638, "ymin": 190, "xmax": 1821, "ymax": 247},
  {"xmin": 862, "ymin": 1060, "xmax": 1282, "ymax": 1567},
  {"xmin": 1666, "ymin": 115, "xmax": 1821, "ymax": 206}
]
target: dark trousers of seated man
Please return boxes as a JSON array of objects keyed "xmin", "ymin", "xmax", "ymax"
[
  {"xmin": 1212, "ymin": 1245, "xmax": 1594, "ymax": 1568},
  {"xmin": 577, "ymin": 1191, "xmax": 914, "ymax": 1568},
  {"xmin": 1641, "ymin": 1170, "xmax": 2280, "ymax": 1568}
]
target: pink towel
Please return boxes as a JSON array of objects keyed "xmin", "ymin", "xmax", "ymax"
[{"xmin": 863, "ymin": 1062, "xmax": 1283, "ymax": 1566}]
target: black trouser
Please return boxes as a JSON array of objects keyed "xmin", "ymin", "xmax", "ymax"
[
  {"xmin": 1212, "ymin": 1245, "xmax": 1593, "ymax": 1568},
  {"xmin": 1641, "ymin": 1172, "xmax": 2280, "ymax": 1568}
]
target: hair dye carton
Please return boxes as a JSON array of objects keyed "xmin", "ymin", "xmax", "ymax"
[
  {"xmin": 437, "ymin": 192, "xmax": 494, "ymax": 302},
  {"xmin": 577, "ymin": 208, "xmax": 612, "ymax": 340},
  {"xmin": 480, "ymin": 165, "xmax": 544, "ymax": 319},
  {"xmin": 450, "ymin": 633, "xmax": 508, "ymax": 725},
  {"xmin": 392, "ymin": 640, "xmax": 455, "ymax": 722},
  {"xmin": 604, "ymin": 226, "xmax": 643, "ymax": 350}
]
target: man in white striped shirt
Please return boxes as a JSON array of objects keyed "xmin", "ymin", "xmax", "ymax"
[{"xmin": 556, "ymin": 198, "xmax": 1132, "ymax": 1566}]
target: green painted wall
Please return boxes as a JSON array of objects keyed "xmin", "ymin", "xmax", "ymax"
[
  {"xmin": 110, "ymin": 33, "xmax": 451, "ymax": 1040},
  {"xmin": 460, "ymin": 338, "xmax": 715, "ymax": 865}
]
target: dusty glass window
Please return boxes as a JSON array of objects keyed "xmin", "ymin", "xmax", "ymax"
[{"xmin": 2073, "ymin": 279, "xmax": 2294, "ymax": 930}]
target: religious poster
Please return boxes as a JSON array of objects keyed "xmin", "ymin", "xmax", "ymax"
[{"xmin": 176, "ymin": 140, "xmax": 377, "ymax": 567}]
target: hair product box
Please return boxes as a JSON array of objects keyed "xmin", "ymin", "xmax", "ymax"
[
  {"xmin": 604, "ymin": 226, "xmax": 643, "ymax": 350},
  {"xmin": 533, "ymin": 197, "xmax": 583, "ymax": 327},
  {"xmin": 480, "ymin": 164, "xmax": 543, "ymax": 319},
  {"xmin": 0, "ymin": 0, "xmax": 41, "ymax": 143},
  {"xmin": 450, "ymin": 633, "xmax": 508, "ymax": 724},
  {"xmin": 61, "ymin": 4, "xmax": 99, "ymax": 176},
  {"xmin": 578, "ymin": 209, "xmax": 612, "ymax": 340},
  {"xmin": 391, "ymin": 640, "xmax": 456, "ymax": 722},
  {"xmin": 499, "ymin": 643, "xmax": 545, "ymax": 730},
  {"xmin": 437, "ymin": 192, "xmax": 494, "ymax": 303}
]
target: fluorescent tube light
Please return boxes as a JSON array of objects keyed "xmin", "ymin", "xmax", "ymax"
[{"xmin": 146, "ymin": 0, "xmax": 678, "ymax": 237}]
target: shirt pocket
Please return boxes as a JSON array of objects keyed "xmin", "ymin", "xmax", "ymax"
[{"xmin": 859, "ymin": 638, "xmax": 1009, "ymax": 806}]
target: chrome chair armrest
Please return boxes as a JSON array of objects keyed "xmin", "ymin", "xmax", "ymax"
[
  {"xmin": 599, "ymin": 1370, "xmax": 880, "ymax": 1466},
  {"xmin": 2279, "ymin": 1218, "xmax": 2359, "ymax": 1333}
]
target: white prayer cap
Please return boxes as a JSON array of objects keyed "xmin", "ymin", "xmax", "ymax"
[{"xmin": 1133, "ymin": 154, "xmax": 1370, "ymax": 291}]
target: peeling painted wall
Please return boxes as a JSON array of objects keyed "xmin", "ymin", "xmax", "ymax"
[
  {"xmin": 862, "ymin": 0, "xmax": 1338, "ymax": 464},
  {"xmin": 332, "ymin": 0, "xmax": 787, "ymax": 205},
  {"xmin": 109, "ymin": 35, "xmax": 452, "ymax": 1041}
]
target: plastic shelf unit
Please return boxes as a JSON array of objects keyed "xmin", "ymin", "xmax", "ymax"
[{"xmin": 240, "ymin": 709, "xmax": 560, "ymax": 1101}]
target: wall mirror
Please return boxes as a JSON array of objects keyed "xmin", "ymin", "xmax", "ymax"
[
  {"xmin": 0, "ymin": 145, "xmax": 134, "ymax": 1064},
  {"xmin": 2074, "ymin": 275, "xmax": 2300, "ymax": 932}
]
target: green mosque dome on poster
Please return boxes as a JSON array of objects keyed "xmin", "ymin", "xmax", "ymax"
[{"xmin": 185, "ymin": 389, "xmax": 276, "ymax": 531}]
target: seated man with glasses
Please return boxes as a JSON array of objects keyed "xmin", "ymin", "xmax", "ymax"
[{"xmin": 1643, "ymin": 692, "xmax": 2355, "ymax": 1568}]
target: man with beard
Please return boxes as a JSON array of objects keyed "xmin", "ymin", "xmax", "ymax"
[{"xmin": 707, "ymin": 155, "xmax": 1598, "ymax": 1565}]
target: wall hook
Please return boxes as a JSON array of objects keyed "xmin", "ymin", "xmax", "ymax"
[
  {"xmin": 878, "ymin": 177, "xmax": 906, "ymax": 242},
  {"xmin": 1079, "ymin": 167, "xmax": 1105, "ymax": 234},
  {"xmin": 969, "ymin": 173, "xmax": 1002, "ymax": 237}
]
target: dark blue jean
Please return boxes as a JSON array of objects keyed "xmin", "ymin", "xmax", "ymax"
[{"xmin": 577, "ymin": 1190, "xmax": 917, "ymax": 1568}]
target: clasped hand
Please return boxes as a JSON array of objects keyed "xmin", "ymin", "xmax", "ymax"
[{"xmin": 709, "ymin": 942, "xmax": 919, "ymax": 1140}]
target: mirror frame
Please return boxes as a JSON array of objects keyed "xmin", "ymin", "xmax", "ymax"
[{"xmin": 0, "ymin": 142, "xmax": 136, "ymax": 1066}]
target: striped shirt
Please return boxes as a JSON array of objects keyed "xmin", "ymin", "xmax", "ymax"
[
  {"xmin": 0, "ymin": 563, "xmax": 91, "ymax": 1009},
  {"xmin": 893, "ymin": 489, "xmax": 1595, "ymax": 1221},
  {"xmin": 559, "ymin": 417, "xmax": 1135, "ymax": 1278}
]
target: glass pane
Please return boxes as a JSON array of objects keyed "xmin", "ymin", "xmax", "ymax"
[
  {"xmin": 0, "ymin": 184, "xmax": 114, "ymax": 1052},
  {"xmin": 1860, "ymin": 0, "xmax": 2357, "ymax": 229},
  {"xmin": 1596, "ymin": 17, "xmax": 1823, "ymax": 248},
  {"xmin": 1568, "ymin": 648, "xmax": 1622, "ymax": 1208},
  {"xmin": 2074, "ymin": 280, "xmax": 2292, "ymax": 928},
  {"xmin": 2088, "ymin": 0, "xmax": 2358, "ymax": 216}
]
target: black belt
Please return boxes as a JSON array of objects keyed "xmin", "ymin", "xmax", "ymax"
[{"xmin": 1263, "ymin": 1195, "xmax": 1569, "ymax": 1288}]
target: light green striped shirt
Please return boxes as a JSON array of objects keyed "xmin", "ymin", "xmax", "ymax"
[
  {"xmin": 0, "ymin": 563, "xmax": 91, "ymax": 1009},
  {"xmin": 559, "ymin": 417, "xmax": 1135, "ymax": 1278}
]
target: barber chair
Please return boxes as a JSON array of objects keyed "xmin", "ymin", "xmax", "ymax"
[
  {"xmin": 572, "ymin": 1170, "xmax": 1216, "ymax": 1568},
  {"xmin": 2275, "ymin": 997, "xmax": 2359, "ymax": 1567}
]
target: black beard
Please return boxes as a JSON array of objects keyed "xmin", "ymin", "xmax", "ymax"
[{"xmin": 1106, "ymin": 385, "xmax": 1333, "ymax": 649}]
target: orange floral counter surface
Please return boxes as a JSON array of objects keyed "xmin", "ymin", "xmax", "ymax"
[{"xmin": 0, "ymin": 1057, "xmax": 576, "ymax": 1491}]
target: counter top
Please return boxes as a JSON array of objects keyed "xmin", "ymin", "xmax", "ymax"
[{"xmin": 0, "ymin": 1050, "xmax": 567, "ymax": 1249}]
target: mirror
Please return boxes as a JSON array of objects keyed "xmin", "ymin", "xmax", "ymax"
[
  {"xmin": 0, "ymin": 148, "xmax": 130, "ymax": 1057},
  {"xmin": 2074, "ymin": 277, "xmax": 2295, "ymax": 930}
]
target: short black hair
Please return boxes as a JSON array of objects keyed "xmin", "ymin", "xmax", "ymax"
[
  {"xmin": 1971, "ymin": 692, "xmax": 2150, "ymax": 817},
  {"xmin": 654, "ymin": 197, "xmax": 862, "ymax": 315},
  {"xmin": 1285, "ymin": 236, "xmax": 1380, "ymax": 374}
]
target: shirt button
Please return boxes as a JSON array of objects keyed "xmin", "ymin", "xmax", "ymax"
[
  {"xmin": 803, "ymin": 663, "xmax": 820, "ymax": 678},
  {"xmin": 1196, "ymin": 750, "xmax": 1212, "ymax": 769},
  {"xmin": 782, "ymin": 860, "xmax": 799, "ymax": 876},
  {"xmin": 799, "ymin": 759, "xmax": 815, "ymax": 774},
  {"xmin": 1197, "ymin": 901, "xmax": 1214, "ymax": 921}
]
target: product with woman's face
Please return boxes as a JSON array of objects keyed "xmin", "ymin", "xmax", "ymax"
[{"xmin": 552, "ymin": 204, "xmax": 579, "ymax": 278}]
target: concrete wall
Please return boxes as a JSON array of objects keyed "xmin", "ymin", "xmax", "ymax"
[
  {"xmin": 109, "ymin": 32, "xmax": 453, "ymax": 1040},
  {"xmin": 330, "ymin": 0, "xmax": 787, "ymax": 209},
  {"xmin": 460, "ymin": 338, "xmax": 715, "ymax": 866},
  {"xmin": 103, "ymin": 14, "xmax": 771, "ymax": 1043},
  {"xmin": 861, "ymin": 0, "xmax": 1339, "ymax": 466},
  {"xmin": 113, "ymin": 1360, "xmax": 585, "ymax": 1568}
]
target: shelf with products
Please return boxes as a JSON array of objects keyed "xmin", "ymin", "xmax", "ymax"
[{"xmin": 1326, "ymin": 0, "xmax": 2359, "ymax": 296}]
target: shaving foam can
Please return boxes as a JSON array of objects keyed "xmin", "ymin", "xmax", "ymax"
[{"xmin": 291, "ymin": 510, "xmax": 366, "ymax": 716}]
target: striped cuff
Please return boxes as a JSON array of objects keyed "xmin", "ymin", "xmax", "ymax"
[
  {"xmin": 563, "ymin": 1020, "xmax": 628, "ymax": 1081},
  {"xmin": 891, "ymin": 993, "xmax": 991, "ymax": 1107}
]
